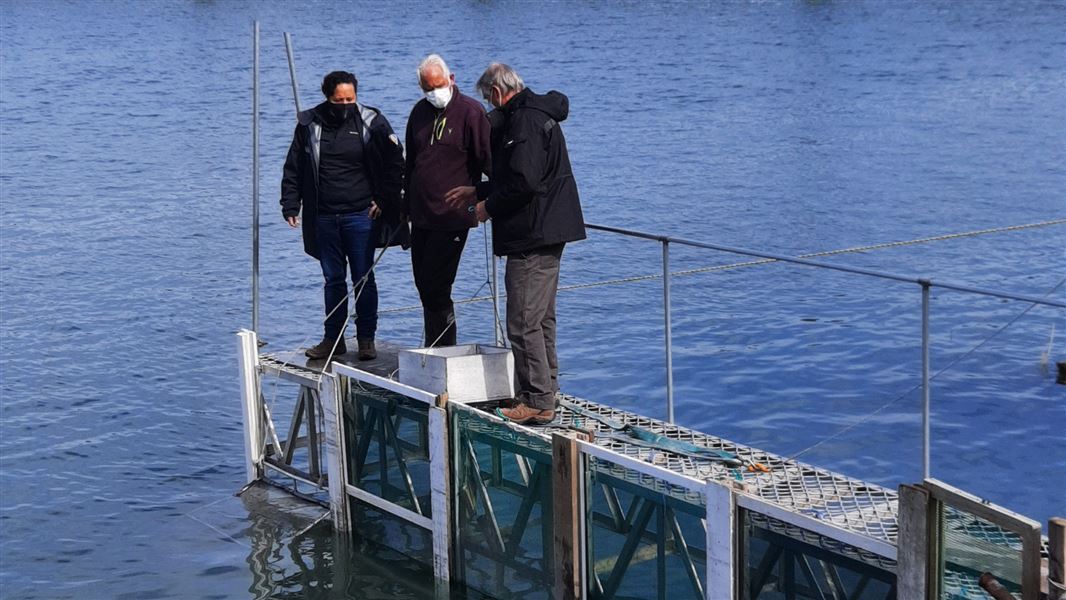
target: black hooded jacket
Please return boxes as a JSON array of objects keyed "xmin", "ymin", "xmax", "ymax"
[
  {"xmin": 280, "ymin": 102, "xmax": 406, "ymax": 259},
  {"xmin": 477, "ymin": 88, "xmax": 586, "ymax": 256}
]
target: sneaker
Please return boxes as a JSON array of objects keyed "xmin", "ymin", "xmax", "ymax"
[
  {"xmin": 357, "ymin": 338, "xmax": 376, "ymax": 361},
  {"xmin": 495, "ymin": 403, "xmax": 556, "ymax": 425},
  {"xmin": 306, "ymin": 338, "xmax": 346, "ymax": 360}
]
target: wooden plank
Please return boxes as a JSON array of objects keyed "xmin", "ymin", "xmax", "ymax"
[
  {"xmin": 896, "ymin": 484, "xmax": 930, "ymax": 600},
  {"xmin": 924, "ymin": 478, "xmax": 1041, "ymax": 535},
  {"xmin": 553, "ymin": 432, "xmax": 587, "ymax": 600},
  {"xmin": 237, "ymin": 330, "xmax": 262, "ymax": 484},
  {"xmin": 705, "ymin": 480, "xmax": 735, "ymax": 600},
  {"xmin": 1050, "ymin": 518, "xmax": 1065, "ymax": 600},
  {"xmin": 319, "ymin": 373, "xmax": 350, "ymax": 532},
  {"xmin": 429, "ymin": 405, "xmax": 451, "ymax": 583},
  {"xmin": 923, "ymin": 478, "xmax": 1043, "ymax": 600}
]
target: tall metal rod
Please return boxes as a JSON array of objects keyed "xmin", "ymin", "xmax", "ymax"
[
  {"xmin": 251, "ymin": 20, "xmax": 260, "ymax": 334},
  {"xmin": 663, "ymin": 240, "xmax": 674, "ymax": 423},
  {"xmin": 489, "ymin": 222, "xmax": 504, "ymax": 346},
  {"xmin": 283, "ymin": 32, "xmax": 302, "ymax": 114},
  {"xmin": 921, "ymin": 281, "xmax": 931, "ymax": 480}
]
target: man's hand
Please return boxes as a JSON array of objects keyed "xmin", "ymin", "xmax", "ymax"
[
  {"xmin": 286, "ymin": 216, "xmax": 299, "ymax": 228},
  {"xmin": 444, "ymin": 185, "xmax": 476, "ymax": 209},
  {"xmin": 369, "ymin": 201, "xmax": 382, "ymax": 220},
  {"xmin": 475, "ymin": 201, "xmax": 489, "ymax": 223}
]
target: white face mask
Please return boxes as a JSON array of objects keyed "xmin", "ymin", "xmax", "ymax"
[{"xmin": 425, "ymin": 85, "xmax": 452, "ymax": 109}]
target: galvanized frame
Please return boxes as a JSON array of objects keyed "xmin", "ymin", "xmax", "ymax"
[{"xmin": 328, "ymin": 362, "xmax": 451, "ymax": 583}]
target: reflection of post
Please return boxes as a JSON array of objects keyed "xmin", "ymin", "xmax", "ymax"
[
  {"xmin": 1051, "ymin": 518, "xmax": 1065, "ymax": 600},
  {"xmin": 245, "ymin": 511, "xmax": 276, "ymax": 598}
]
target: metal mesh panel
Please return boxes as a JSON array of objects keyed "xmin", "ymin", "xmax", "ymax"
[{"xmin": 531, "ymin": 395, "xmax": 897, "ymax": 552}]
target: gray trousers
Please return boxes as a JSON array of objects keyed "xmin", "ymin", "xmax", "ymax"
[{"xmin": 505, "ymin": 244, "xmax": 565, "ymax": 410}]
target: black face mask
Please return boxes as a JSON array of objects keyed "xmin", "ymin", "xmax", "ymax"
[
  {"xmin": 321, "ymin": 102, "xmax": 356, "ymax": 126},
  {"xmin": 487, "ymin": 109, "xmax": 505, "ymax": 130}
]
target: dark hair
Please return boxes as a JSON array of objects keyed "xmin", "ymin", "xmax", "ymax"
[{"xmin": 321, "ymin": 71, "xmax": 358, "ymax": 98}]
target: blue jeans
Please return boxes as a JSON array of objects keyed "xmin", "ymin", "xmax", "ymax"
[{"xmin": 316, "ymin": 211, "xmax": 377, "ymax": 341}]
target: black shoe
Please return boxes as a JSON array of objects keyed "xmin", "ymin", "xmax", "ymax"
[
  {"xmin": 305, "ymin": 338, "xmax": 346, "ymax": 360},
  {"xmin": 357, "ymin": 338, "xmax": 376, "ymax": 361}
]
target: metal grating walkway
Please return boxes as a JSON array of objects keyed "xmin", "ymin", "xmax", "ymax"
[{"xmin": 541, "ymin": 395, "xmax": 899, "ymax": 553}]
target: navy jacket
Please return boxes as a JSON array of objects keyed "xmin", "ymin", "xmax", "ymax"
[
  {"xmin": 281, "ymin": 102, "xmax": 407, "ymax": 258},
  {"xmin": 478, "ymin": 88, "xmax": 586, "ymax": 256}
]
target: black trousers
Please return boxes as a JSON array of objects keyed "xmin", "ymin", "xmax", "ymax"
[{"xmin": 410, "ymin": 226, "xmax": 469, "ymax": 347}]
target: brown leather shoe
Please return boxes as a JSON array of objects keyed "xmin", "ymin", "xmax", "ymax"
[
  {"xmin": 306, "ymin": 338, "xmax": 346, "ymax": 359},
  {"xmin": 357, "ymin": 338, "xmax": 376, "ymax": 361},
  {"xmin": 495, "ymin": 403, "xmax": 555, "ymax": 425}
]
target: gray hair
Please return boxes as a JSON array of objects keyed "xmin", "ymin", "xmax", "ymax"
[
  {"xmin": 475, "ymin": 63, "xmax": 525, "ymax": 101},
  {"xmin": 417, "ymin": 54, "xmax": 451, "ymax": 84}
]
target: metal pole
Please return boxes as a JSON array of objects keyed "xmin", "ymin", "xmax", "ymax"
[
  {"xmin": 921, "ymin": 281, "xmax": 931, "ymax": 480},
  {"xmin": 663, "ymin": 240, "xmax": 674, "ymax": 423},
  {"xmin": 490, "ymin": 220, "xmax": 503, "ymax": 345},
  {"xmin": 283, "ymin": 32, "xmax": 302, "ymax": 114},
  {"xmin": 252, "ymin": 21, "xmax": 260, "ymax": 334}
]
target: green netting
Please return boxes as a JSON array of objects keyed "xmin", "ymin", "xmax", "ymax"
[
  {"xmin": 740, "ymin": 509, "xmax": 896, "ymax": 600},
  {"xmin": 586, "ymin": 457, "xmax": 708, "ymax": 600},
  {"xmin": 451, "ymin": 404, "xmax": 554, "ymax": 600}
]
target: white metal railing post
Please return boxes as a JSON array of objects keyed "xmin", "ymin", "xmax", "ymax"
[
  {"xmin": 663, "ymin": 239, "xmax": 675, "ymax": 423},
  {"xmin": 319, "ymin": 372, "xmax": 351, "ymax": 531},
  {"xmin": 237, "ymin": 329, "xmax": 263, "ymax": 483},
  {"xmin": 251, "ymin": 21, "xmax": 260, "ymax": 334},
  {"xmin": 921, "ymin": 280, "xmax": 931, "ymax": 480}
]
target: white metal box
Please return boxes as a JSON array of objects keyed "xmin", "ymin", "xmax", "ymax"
[{"xmin": 398, "ymin": 344, "xmax": 515, "ymax": 404}]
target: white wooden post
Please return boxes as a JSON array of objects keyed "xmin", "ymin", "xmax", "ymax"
[
  {"xmin": 320, "ymin": 372, "xmax": 350, "ymax": 532},
  {"xmin": 237, "ymin": 329, "xmax": 263, "ymax": 484},
  {"xmin": 705, "ymin": 481, "xmax": 736, "ymax": 600},
  {"xmin": 429, "ymin": 396, "xmax": 451, "ymax": 583}
]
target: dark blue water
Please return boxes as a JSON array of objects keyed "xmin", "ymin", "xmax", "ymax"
[{"xmin": 2, "ymin": 1, "xmax": 1063, "ymax": 598}]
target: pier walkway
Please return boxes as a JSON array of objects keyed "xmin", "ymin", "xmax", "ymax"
[{"xmin": 238, "ymin": 333, "xmax": 1056, "ymax": 600}]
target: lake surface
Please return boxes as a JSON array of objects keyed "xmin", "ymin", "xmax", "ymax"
[{"xmin": 1, "ymin": 1, "xmax": 1063, "ymax": 598}]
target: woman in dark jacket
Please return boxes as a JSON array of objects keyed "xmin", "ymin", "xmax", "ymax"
[{"xmin": 280, "ymin": 71, "xmax": 405, "ymax": 361}]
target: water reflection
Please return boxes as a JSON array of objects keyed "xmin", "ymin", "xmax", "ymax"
[{"xmin": 239, "ymin": 484, "xmax": 472, "ymax": 599}]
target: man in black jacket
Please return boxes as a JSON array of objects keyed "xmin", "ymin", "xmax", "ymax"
[
  {"xmin": 281, "ymin": 71, "xmax": 404, "ymax": 361},
  {"xmin": 446, "ymin": 63, "xmax": 585, "ymax": 425}
]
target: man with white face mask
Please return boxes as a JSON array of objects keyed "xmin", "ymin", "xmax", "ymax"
[{"xmin": 404, "ymin": 54, "xmax": 492, "ymax": 347}]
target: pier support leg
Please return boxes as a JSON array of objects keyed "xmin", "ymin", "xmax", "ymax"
[
  {"xmin": 320, "ymin": 372, "xmax": 350, "ymax": 532},
  {"xmin": 237, "ymin": 329, "xmax": 263, "ymax": 484},
  {"xmin": 896, "ymin": 484, "xmax": 930, "ymax": 600},
  {"xmin": 1051, "ymin": 518, "xmax": 1066, "ymax": 600},
  {"xmin": 553, "ymin": 432, "xmax": 587, "ymax": 600},
  {"xmin": 705, "ymin": 481, "xmax": 735, "ymax": 600},
  {"xmin": 429, "ymin": 394, "xmax": 452, "ymax": 586}
]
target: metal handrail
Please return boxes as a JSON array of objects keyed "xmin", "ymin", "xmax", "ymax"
[
  {"xmin": 586, "ymin": 223, "xmax": 1065, "ymax": 309},
  {"xmin": 583, "ymin": 221, "xmax": 1064, "ymax": 479}
]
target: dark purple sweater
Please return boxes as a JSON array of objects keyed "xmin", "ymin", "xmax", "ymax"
[{"xmin": 404, "ymin": 87, "xmax": 492, "ymax": 230}]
